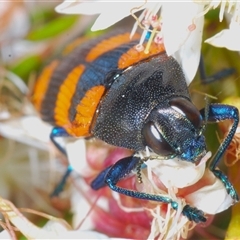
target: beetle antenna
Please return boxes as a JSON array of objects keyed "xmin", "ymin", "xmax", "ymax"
[
  {"xmin": 136, "ymin": 159, "xmax": 144, "ymax": 183},
  {"xmin": 136, "ymin": 146, "xmax": 152, "ymax": 183},
  {"xmin": 204, "ymin": 96, "xmax": 210, "ymax": 125},
  {"xmin": 204, "ymin": 96, "xmax": 210, "ymax": 123}
]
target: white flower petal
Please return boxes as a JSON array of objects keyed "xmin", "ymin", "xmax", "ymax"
[
  {"xmin": 206, "ymin": 5, "xmax": 240, "ymax": 51},
  {"xmin": 44, "ymin": 221, "xmax": 109, "ymax": 239},
  {"xmin": 56, "ymin": 1, "xmax": 150, "ymax": 31},
  {"xmin": 146, "ymin": 156, "xmax": 207, "ymax": 189},
  {"xmin": 205, "ymin": 23, "xmax": 240, "ymax": 51},
  {"xmin": 71, "ymin": 182, "xmax": 96, "ymax": 230},
  {"xmin": 59, "ymin": 230, "xmax": 109, "ymax": 239},
  {"xmin": 21, "ymin": 116, "xmax": 52, "ymax": 143},
  {"xmin": 185, "ymin": 170, "xmax": 233, "ymax": 214},
  {"xmin": 0, "ymin": 196, "xmax": 109, "ymax": 239},
  {"xmin": 0, "ymin": 116, "xmax": 51, "ymax": 150},
  {"xmin": 0, "ymin": 230, "xmax": 12, "ymax": 239},
  {"xmin": 66, "ymin": 139, "xmax": 87, "ymax": 175},
  {"xmin": 91, "ymin": 2, "xmax": 145, "ymax": 31},
  {"xmin": 162, "ymin": 2, "xmax": 204, "ymax": 84},
  {"xmin": 56, "ymin": 1, "xmax": 106, "ymax": 15},
  {"xmin": 162, "ymin": 2, "xmax": 203, "ymax": 56},
  {"xmin": 172, "ymin": 19, "xmax": 203, "ymax": 85}
]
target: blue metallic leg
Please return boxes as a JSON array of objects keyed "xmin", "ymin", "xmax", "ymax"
[
  {"xmin": 200, "ymin": 104, "xmax": 239, "ymax": 201},
  {"xmin": 50, "ymin": 127, "xmax": 70, "ymax": 155},
  {"xmin": 50, "ymin": 127, "xmax": 73, "ymax": 196},
  {"xmin": 91, "ymin": 155, "xmax": 206, "ymax": 223},
  {"xmin": 199, "ymin": 55, "xmax": 235, "ymax": 84},
  {"xmin": 50, "ymin": 165, "xmax": 73, "ymax": 197},
  {"xmin": 91, "ymin": 165, "xmax": 113, "ymax": 190}
]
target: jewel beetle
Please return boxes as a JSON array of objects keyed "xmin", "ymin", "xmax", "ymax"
[{"xmin": 33, "ymin": 30, "xmax": 239, "ymax": 223}]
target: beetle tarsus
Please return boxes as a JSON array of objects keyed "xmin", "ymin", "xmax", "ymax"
[
  {"xmin": 182, "ymin": 205, "xmax": 206, "ymax": 223},
  {"xmin": 212, "ymin": 169, "xmax": 239, "ymax": 202}
]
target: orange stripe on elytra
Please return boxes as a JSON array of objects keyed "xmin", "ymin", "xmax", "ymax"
[
  {"xmin": 118, "ymin": 42, "xmax": 165, "ymax": 69},
  {"xmin": 54, "ymin": 64, "xmax": 85, "ymax": 135},
  {"xmin": 32, "ymin": 60, "xmax": 59, "ymax": 111},
  {"xmin": 85, "ymin": 32, "xmax": 140, "ymax": 62},
  {"xmin": 54, "ymin": 65, "xmax": 105, "ymax": 137},
  {"xmin": 70, "ymin": 85, "xmax": 105, "ymax": 137}
]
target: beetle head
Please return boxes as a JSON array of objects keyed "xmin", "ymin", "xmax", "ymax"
[{"xmin": 142, "ymin": 97, "xmax": 206, "ymax": 163}]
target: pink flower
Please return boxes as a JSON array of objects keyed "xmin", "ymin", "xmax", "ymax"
[
  {"xmin": 68, "ymin": 140, "xmax": 234, "ymax": 239},
  {"xmin": 69, "ymin": 140, "xmax": 152, "ymax": 238}
]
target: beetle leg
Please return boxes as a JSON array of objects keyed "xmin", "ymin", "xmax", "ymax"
[
  {"xmin": 211, "ymin": 169, "xmax": 238, "ymax": 202},
  {"xmin": 50, "ymin": 127, "xmax": 73, "ymax": 196},
  {"xmin": 200, "ymin": 104, "xmax": 239, "ymax": 201},
  {"xmin": 91, "ymin": 155, "xmax": 206, "ymax": 223},
  {"xmin": 50, "ymin": 126, "xmax": 70, "ymax": 155},
  {"xmin": 50, "ymin": 165, "xmax": 73, "ymax": 197},
  {"xmin": 90, "ymin": 165, "xmax": 113, "ymax": 190},
  {"xmin": 182, "ymin": 205, "xmax": 207, "ymax": 223},
  {"xmin": 199, "ymin": 55, "xmax": 235, "ymax": 84}
]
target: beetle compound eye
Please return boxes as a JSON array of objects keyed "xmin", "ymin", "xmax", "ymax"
[
  {"xmin": 142, "ymin": 121, "xmax": 175, "ymax": 156},
  {"xmin": 170, "ymin": 97, "xmax": 202, "ymax": 129}
]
